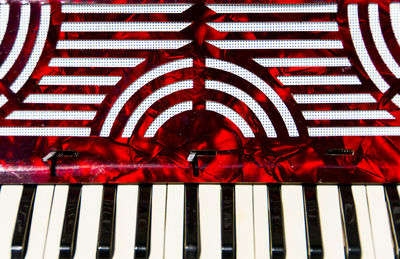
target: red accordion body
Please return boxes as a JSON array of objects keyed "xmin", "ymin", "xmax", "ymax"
[{"xmin": 0, "ymin": 0, "xmax": 399, "ymax": 183}]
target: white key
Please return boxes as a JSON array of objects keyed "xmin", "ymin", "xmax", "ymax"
[
  {"xmin": 164, "ymin": 184, "xmax": 184, "ymax": 259},
  {"xmin": 281, "ymin": 185, "xmax": 307, "ymax": 259},
  {"xmin": 235, "ymin": 184, "xmax": 255, "ymax": 259},
  {"xmin": 44, "ymin": 185, "xmax": 69, "ymax": 259},
  {"xmin": 199, "ymin": 184, "xmax": 221, "ymax": 259},
  {"xmin": 148, "ymin": 184, "xmax": 167, "ymax": 259},
  {"xmin": 113, "ymin": 185, "xmax": 139, "ymax": 259},
  {"xmin": 0, "ymin": 185, "xmax": 23, "ymax": 259},
  {"xmin": 25, "ymin": 185, "xmax": 54, "ymax": 259},
  {"xmin": 317, "ymin": 185, "xmax": 345, "ymax": 259},
  {"xmin": 351, "ymin": 185, "xmax": 375, "ymax": 259},
  {"xmin": 74, "ymin": 185, "xmax": 103, "ymax": 259},
  {"xmin": 253, "ymin": 185, "xmax": 270, "ymax": 259},
  {"xmin": 367, "ymin": 185, "xmax": 395, "ymax": 258}
]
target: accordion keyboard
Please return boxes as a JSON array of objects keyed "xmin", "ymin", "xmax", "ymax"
[{"xmin": 0, "ymin": 184, "xmax": 398, "ymax": 259}]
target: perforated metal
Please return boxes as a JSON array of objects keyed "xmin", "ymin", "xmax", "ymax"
[
  {"xmin": 302, "ymin": 110, "xmax": 394, "ymax": 120},
  {"xmin": 206, "ymin": 58, "xmax": 299, "ymax": 137},
  {"xmin": 277, "ymin": 75, "xmax": 361, "ymax": 86},
  {"xmin": 207, "ymin": 22, "xmax": 338, "ymax": 32},
  {"xmin": 206, "ymin": 3, "xmax": 337, "ymax": 13},
  {"xmin": 6, "ymin": 111, "xmax": 97, "ymax": 120},
  {"xmin": 23, "ymin": 94, "xmax": 106, "ymax": 104},
  {"xmin": 254, "ymin": 58, "xmax": 351, "ymax": 67},
  {"xmin": 61, "ymin": 4, "xmax": 193, "ymax": 13},
  {"xmin": 61, "ymin": 22, "xmax": 191, "ymax": 32},
  {"xmin": 144, "ymin": 101, "xmax": 192, "ymax": 137},
  {"xmin": 38, "ymin": 76, "xmax": 121, "ymax": 86},
  {"xmin": 206, "ymin": 101, "xmax": 255, "ymax": 138},
  {"xmin": 56, "ymin": 40, "xmax": 192, "ymax": 50},
  {"xmin": 292, "ymin": 94, "xmax": 376, "ymax": 104},
  {"xmin": 100, "ymin": 58, "xmax": 193, "ymax": 137},
  {"xmin": 205, "ymin": 80, "xmax": 277, "ymax": 138},
  {"xmin": 0, "ymin": 4, "xmax": 30, "ymax": 79},
  {"xmin": 207, "ymin": 40, "xmax": 343, "ymax": 49},
  {"xmin": 11, "ymin": 4, "xmax": 50, "ymax": 93},
  {"xmin": 348, "ymin": 4, "xmax": 391, "ymax": 94},
  {"xmin": 308, "ymin": 127, "xmax": 400, "ymax": 137},
  {"xmin": 122, "ymin": 80, "xmax": 193, "ymax": 138},
  {"xmin": 0, "ymin": 4, "xmax": 9, "ymax": 46},
  {"xmin": 0, "ymin": 127, "xmax": 91, "ymax": 137},
  {"xmin": 48, "ymin": 58, "xmax": 145, "ymax": 68},
  {"xmin": 369, "ymin": 4, "xmax": 400, "ymax": 78}
]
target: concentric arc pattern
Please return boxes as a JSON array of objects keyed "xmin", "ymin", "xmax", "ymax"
[{"xmin": 0, "ymin": 2, "xmax": 400, "ymax": 138}]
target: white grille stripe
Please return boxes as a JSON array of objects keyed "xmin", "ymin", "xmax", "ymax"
[
  {"xmin": 0, "ymin": 94, "xmax": 7, "ymax": 108},
  {"xmin": 254, "ymin": 57, "xmax": 351, "ymax": 67},
  {"xmin": 390, "ymin": 3, "xmax": 400, "ymax": 47},
  {"xmin": 62, "ymin": 4, "xmax": 193, "ymax": 14},
  {"xmin": 205, "ymin": 80, "xmax": 277, "ymax": 138},
  {"xmin": 6, "ymin": 111, "xmax": 97, "ymax": 120},
  {"xmin": 348, "ymin": 4, "xmax": 391, "ymax": 94},
  {"xmin": 39, "ymin": 76, "xmax": 121, "ymax": 86},
  {"xmin": 206, "ymin": 4, "xmax": 337, "ymax": 13},
  {"xmin": 61, "ymin": 22, "xmax": 191, "ymax": 32},
  {"xmin": 206, "ymin": 58, "xmax": 299, "ymax": 137},
  {"xmin": 302, "ymin": 110, "xmax": 394, "ymax": 120},
  {"xmin": 369, "ymin": 4, "xmax": 400, "ymax": 78},
  {"xmin": 392, "ymin": 94, "xmax": 400, "ymax": 108},
  {"xmin": 207, "ymin": 22, "xmax": 338, "ymax": 32},
  {"xmin": 292, "ymin": 94, "xmax": 376, "ymax": 104},
  {"xmin": 0, "ymin": 4, "xmax": 30, "ymax": 79},
  {"xmin": 277, "ymin": 75, "xmax": 361, "ymax": 86},
  {"xmin": 308, "ymin": 127, "xmax": 400, "ymax": 137},
  {"xmin": 144, "ymin": 101, "xmax": 192, "ymax": 137},
  {"xmin": 0, "ymin": 4, "xmax": 9, "ymax": 46},
  {"xmin": 100, "ymin": 58, "xmax": 193, "ymax": 137},
  {"xmin": 206, "ymin": 101, "xmax": 254, "ymax": 138},
  {"xmin": 207, "ymin": 40, "xmax": 343, "ymax": 49},
  {"xmin": 10, "ymin": 4, "xmax": 51, "ymax": 93},
  {"xmin": 24, "ymin": 94, "xmax": 106, "ymax": 104},
  {"xmin": 0, "ymin": 127, "xmax": 91, "ymax": 136},
  {"xmin": 56, "ymin": 40, "xmax": 192, "ymax": 50},
  {"xmin": 122, "ymin": 80, "xmax": 193, "ymax": 138},
  {"xmin": 48, "ymin": 58, "xmax": 145, "ymax": 68}
]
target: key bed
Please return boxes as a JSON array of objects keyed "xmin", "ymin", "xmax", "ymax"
[{"xmin": 0, "ymin": 184, "xmax": 397, "ymax": 259}]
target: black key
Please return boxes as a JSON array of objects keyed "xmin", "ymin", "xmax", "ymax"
[
  {"xmin": 184, "ymin": 184, "xmax": 199, "ymax": 259},
  {"xmin": 268, "ymin": 184, "xmax": 285, "ymax": 259},
  {"xmin": 221, "ymin": 184, "xmax": 235, "ymax": 259},
  {"xmin": 134, "ymin": 185, "xmax": 152, "ymax": 259},
  {"xmin": 11, "ymin": 185, "xmax": 35, "ymax": 259},
  {"xmin": 97, "ymin": 185, "xmax": 116, "ymax": 259},
  {"xmin": 59, "ymin": 184, "xmax": 81, "ymax": 259},
  {"xmin": 339, "ymin": 185, "xmax": 361, "ymax": 259},
  {"xmin": 386, "ymin": 185, "xmax": 400, "ymax": 258},
  {"xmin": 304, "ymin": 185, "xmax": 323, "ymax": 259}
]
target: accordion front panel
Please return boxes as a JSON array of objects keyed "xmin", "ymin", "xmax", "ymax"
[{"xmin": 0, "ymin": 1, "xmax": 399, "ymax": 183}]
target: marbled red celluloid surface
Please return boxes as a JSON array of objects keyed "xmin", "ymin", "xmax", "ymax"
[{"xmin": 0, "ymin": 0, "xmax": 400, "ymax": 183}]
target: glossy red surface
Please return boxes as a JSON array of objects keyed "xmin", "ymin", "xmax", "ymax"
[{"xmin": 0, "ymin": 0, "xmax": 400, "ymax": 183}]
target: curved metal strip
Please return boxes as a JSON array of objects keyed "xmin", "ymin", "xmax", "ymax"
[
  {"xmin": 205, "ymin": 101, "xmax": 255, "ymax": 138},
  {"xmin": 100, "ymin": 58, "xmax": 193, "ymax": 137},
  {"xmin": 122, "ymin": 80, "xmax": 193, "ymax": 138},
  {"xmin": 206, "ymin": 58, "xmax": 299, "ymax": 137},
  {"xmin": 11, "ymin": 4, "xmax": 51, "ymax": 93},
  {"xmin": 206, "ymin": 80, "xmax": 277, "ymax": 138},
  {"xmin": 0, "ymin": 4, "xmax": 30, "ymax": 79},
  {"xmin": 144, "ymin": 101, "xmax": 192, "ymax": 137}
]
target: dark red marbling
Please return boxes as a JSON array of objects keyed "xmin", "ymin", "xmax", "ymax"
[{"xmin": 0, "ymin": 0, "xmax": 399, "ymax": 183}]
